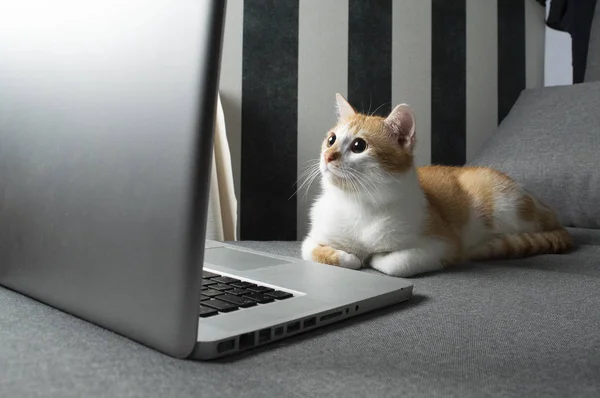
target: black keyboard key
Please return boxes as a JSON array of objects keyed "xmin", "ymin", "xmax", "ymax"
[
  {"xmin": 230, "ymin": 282, "xmax": 255, "ymax": 289},
  {"xmin": 246, "ymin": 285, "xmax": 274, "ymax": 294},
  {"xmin": 265, "ymin": 290, "xmax": 293, "ymax": 300},
  {"xmin": 203, "ymin": 299, "xmax": 239, "ymax": 313},
  {"xmin": 199, "ymin": 306, "xmax": 218, "ymax": 317},
  {"xmin": 212, "ymin": 284, "xmax": 234, "ymax": 291},
  {"xmin": 218, "ymin": 294, "xmax": 257, "ymax": 308},
  {"xmin": 202, "ymin": 279, "xmax": 216, "ymax": 287},
  {"xmin": 243, "ymin": 293, "xmax": 275, "ymax": 304},
  {"xmin": 202, "ymin": 289, "xmax": 224, "ymax": 298},
  {"xmin": 200, "ymin": 296, "xmax": 210, "ymax": 301},
  {"xmin": 202, "ymin": 270, "xmax": 220, "ymax": 278},
  {"xmin": 228, "ymin": 288, "xmax": 249, "ymax": 296},
  {"xmin": 212, "ymin": 276, "xmax": 239, "ymax": 284}
]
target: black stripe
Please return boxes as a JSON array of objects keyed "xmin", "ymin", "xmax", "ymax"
[
  {"xmin": 498, "ymin": 0, "xmax": 526, "ymax": 124},
  {"xmin": 241, "ymin": 0, "xmax": 298, "ymax": 241},
  {"xmin": 348, "ymin": 0, "xmax": 392, "ymax": 117},
  {"xmin": 431, "ymin": 0, "xmax": 466, "ymax": 166}
]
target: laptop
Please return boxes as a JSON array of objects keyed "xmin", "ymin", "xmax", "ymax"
[{"xmin": 0, "ymin": 0, "xmax": 413, "ymax": 360}]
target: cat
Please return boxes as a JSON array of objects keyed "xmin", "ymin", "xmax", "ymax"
[{"xmin": 301, "ymin": 93, "xmax": 573, "ymax": 277}]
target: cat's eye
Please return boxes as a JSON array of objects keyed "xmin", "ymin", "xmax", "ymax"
[
  {"xmin": 351, "ymin": 138, "xmax": 367, "ymax": 153},
  {"xmin": 327, "ymin": 133, "xmax": 336, "ymax": 147}
]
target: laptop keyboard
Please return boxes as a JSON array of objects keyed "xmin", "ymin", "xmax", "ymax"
[{"xmin": 199, "ymin": 270, "xmax": 294, "ymax": 317}]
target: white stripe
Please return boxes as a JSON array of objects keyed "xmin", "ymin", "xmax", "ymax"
[
  {"xmin": 297, "ymin": 0, "xmax": 349, "ymax": 240},
  {"xmin": 392, "ymin": 0, "xmax": 432, "ymax": 167},
  {"xmin": 525, "ymin": 0, "xmax": 546, "ymax": 89},
  {"xmin": 466, "ymin": 0, "xmax": 498, "ymax": 161},
  {"xmin": 543, "ymin": 0, "xmax": 572, "ymax": 87},
  {"xmin": 219, "ymin": 0, "xmax": 244, "ymax": 238}
]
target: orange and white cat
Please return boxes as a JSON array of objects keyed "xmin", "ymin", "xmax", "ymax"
[{"xmin": 301, "ymin": 94, "xmax": 573, "ymax": 277}]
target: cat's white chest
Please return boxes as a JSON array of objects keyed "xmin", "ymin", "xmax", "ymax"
[{"xmin": 309, "ymin": 192, "xmax": 423, "ymax": 259}]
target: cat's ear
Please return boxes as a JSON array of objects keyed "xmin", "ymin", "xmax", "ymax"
[
  {"xmin": 385, "ymin": 104, "xmax": 416, "ymax": 150},
  {"xmin": 335, "ymin": 93, "xmax": 356, "ymax": 122}
]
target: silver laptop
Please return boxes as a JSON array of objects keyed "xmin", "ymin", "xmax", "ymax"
[{"xmin": 0, "ymin": 0, "xmax": 413, "ymax": 360}]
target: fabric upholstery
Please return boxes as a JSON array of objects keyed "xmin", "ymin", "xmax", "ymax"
[
  {"xmin": 586, "ymin": 0, "xmax": 600, "ymax": 81},
  {"xmin": 1, "ymin": 235, "xmax": 599, "ymax": 397},
  {"xmin": 469, "ymin": 81, "xmax": 600, "ymax": 229}
]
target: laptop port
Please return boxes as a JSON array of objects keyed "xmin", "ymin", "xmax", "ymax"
[
  {"xmin": 287, "ymin": 321, "xmax": 300, "ymax": 333},
  {"xmin": 258, "ymin": 328, "xmax": 271, "ymax": 343},
  {"xmin": 217, "ymin": 339, "xmax": 235, "ymax": 353},
  {"xmin": 320, "ymin": 311, "xmax": 342, "ymax": 322},
  {"xmin": 274, "ymin": 326, "xmax": 284, "ymax": 337},
  {"xmin": 239, "ymin": 332, "xmax": 255, "ymax": 350},
  {"xmin": 303, "ymin": 317, "xmax": 316, "ymax": 328}
]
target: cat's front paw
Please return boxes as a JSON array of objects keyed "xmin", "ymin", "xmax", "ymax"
[
  {"xmin": 302, "ymin": 239, "xmax": 362, "ymax": 269},
  {"xmin": 370, "ymin": 249, "xmax": 443, "ymax": 277},
  {"xmin": 336, "ymin": 250, "xmax": 362, "ymax": 269},
  {"xmin": 312, "ymin": 245, "xmax": 362, "ymax": 269}
]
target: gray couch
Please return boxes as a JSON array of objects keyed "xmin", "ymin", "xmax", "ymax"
[{"xmin": 2, "ymin": 8, "xmax": 600, "ymax": 398}]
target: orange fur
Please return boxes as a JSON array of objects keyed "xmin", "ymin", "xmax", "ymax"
[
  {"xmin": 306, "ymin": 94, "xmax": 573, "ymax": 274},
  {"xmin": 311, "ymin": 245, "xmax": 340, "ymax": 266},
  {"xmin": 324, "ymin": 114, "xmax": 414, "ymax": 174},
  {"xmin": 417, "ymin": 165, "xmax": 573, "ymax": 265},
  {"xmin": 346, "ymin": 115, "xmax": 414, "ymax": 173}
]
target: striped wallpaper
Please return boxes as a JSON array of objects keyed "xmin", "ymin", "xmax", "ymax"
[{"xmin": 218, "ymin": 0, "xmax": 546, "ymax": 241}]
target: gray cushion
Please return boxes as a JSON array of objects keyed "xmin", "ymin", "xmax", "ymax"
[
  {"xmin": 1, "ymin": 237, "xmax": 600, "ymax": 398},
  {"xmin": 585, "ymin": 1, "xmax": 600, "ymax": 81},
  {"xmin": 469, "ymin": 81, "xmax": 600, "ymax": 229},
  {"xmin": 568, "ymin": 227, "xmax": 600, "ymax": 245}
]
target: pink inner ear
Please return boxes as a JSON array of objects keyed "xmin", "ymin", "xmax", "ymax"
[
  {"xmin": 385, "ymin": 104, "xmax": 415, "ymax": 150},
  {"xmin": 397, "ymin": 133, "xmax": 410, "ymax": 147}
]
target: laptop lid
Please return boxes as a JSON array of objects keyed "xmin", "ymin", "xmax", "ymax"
[{"xmin": 0, "ymin": 0, "xmax": 225, "ymax": 357}]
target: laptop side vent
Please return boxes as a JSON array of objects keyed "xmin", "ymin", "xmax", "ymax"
[
  {"xmin": 258, "ymin": 328, "xmax": 271, "ymax": 343},
  {"xmin": 286, "ymin": 321, "xmax": 301, "ymax": 333},
  {"xmin": 217, "ymin": 339, "xmax": 235, "ymax": 353},
  {"xmin": 239, "ymin": 332, "xmax": 255, "ymax": 350},
  {"xmin": 234, "ymin": 308, "xmax": 355, "ymax": 353}
]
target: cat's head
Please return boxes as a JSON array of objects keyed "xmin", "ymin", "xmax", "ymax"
[{"xmin": 319, "ymin": 93, "xmax": 416, "ymax": 193}]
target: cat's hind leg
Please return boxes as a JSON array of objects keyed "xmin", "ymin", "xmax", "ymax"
[
  {"xmin": 370, "ymin": 237, "xmax": 455, "ymax": 277},
  {"xmin": 301, "ymin": 237, "xmax": 362, "ymax": 269}
]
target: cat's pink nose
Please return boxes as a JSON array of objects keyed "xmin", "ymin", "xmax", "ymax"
[{"xmin": 324, "ymin": 152, "xmax": 339, "ymax": 164}]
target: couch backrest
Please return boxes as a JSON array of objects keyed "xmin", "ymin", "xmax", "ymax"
[{"xmin": 469, "ymin": 81, "xmax": 600, "ymax": 230}]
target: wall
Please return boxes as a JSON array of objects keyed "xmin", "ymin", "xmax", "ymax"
[
  {"xmin": 219, "ymin": 0, "xmax": 547, "ymax": 241},
  {"xmin": 544, "ymin": 0, "xmax": 573, "ymax": 86}
]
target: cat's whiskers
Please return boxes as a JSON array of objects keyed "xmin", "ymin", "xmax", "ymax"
[
  {"xmin": 298, "ymin": 170, "xmax": 321, "ymax": 199},
  {"xmin": 357, "ymin": 174, "xmax": 380, "ymax": 208},
  {"xmin": 295, "ymin": 159, "xmax": 320, "ymax": 180},
  {"xmin": 336, "ymin": 167, "xmax": 358, "ymax": 203},
  {"xmin": 301, "ymin": 170, "xmax": 322, "ymax": 201},
  {"xmin": 369, "ymin": 102, "xmax": 390, "ymax": 117},
  {"xmin": 346, "ymin": 173, "xmax": 362, "ymax": 206},
  {"xmin": 290, "ymin": 160, "xmax": 321, "ymax": 200},
  {"xmin": 344, "ymin": 166, "xmax": 382, "ymax": 208}
]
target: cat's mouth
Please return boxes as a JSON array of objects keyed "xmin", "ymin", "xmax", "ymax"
[{"xmin": 323, "ymin": 164, "xmax": 347, "ymax": 183}]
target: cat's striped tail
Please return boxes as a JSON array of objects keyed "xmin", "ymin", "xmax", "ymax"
[{"xmin": 468, "ymin": 228, "xmax": 574, "ymax": 261}]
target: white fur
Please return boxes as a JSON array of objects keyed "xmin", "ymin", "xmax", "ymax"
[
  {"xmin": 302, "ymin": 164, "xmax": 448, "ymax": 277},
  {"xmin": 461, "ymin": 207, "xmax": 489, "ymax": 252},
  {"xmin": 370, "ymin": 237, "xmax": 447, "ymax": 277},
  {"xmin": 302, "ymin": 97, "xmax": 543, "ymax": 277},
  {"xmin": 492, "ymin": 190, "xmax": 538, "ymax": 234},
  {"xmin": 301, "ymin": 237, "xmax": 362, "ymax": 269},
  {"xmin": 300, "ymin": 103, "xmax": 449, "ymax": 277}
]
